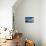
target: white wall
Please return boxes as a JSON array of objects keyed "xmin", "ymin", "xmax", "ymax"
[
  {"xmin": 41, "ymin": 0, "xmax": 46, "ymax": 46},
  {"xmin": 13, "ymin": 0, "xmax": 46, "ymax": 46},
  {"xmin": 0, "ymin": 0, "xmax": 16, "ymax": 30},
  {"xmin": 13, "ymin": 0, "xmax": 41, "ymax": 46}
]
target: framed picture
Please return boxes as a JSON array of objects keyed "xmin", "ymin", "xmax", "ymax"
[{"xmin": 25, "ymin": 17, "xmax": 34, "ymax": 23}]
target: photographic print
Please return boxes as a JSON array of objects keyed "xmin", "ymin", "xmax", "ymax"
[{"xmin": 25, "ymin": 17, "xmax": 34, "ymax": 23}]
